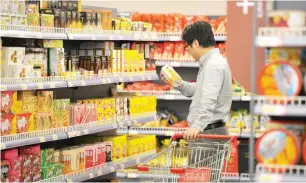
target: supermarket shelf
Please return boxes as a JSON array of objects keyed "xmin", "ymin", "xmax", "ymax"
[
  {"xmin": 66, "ymin": 72, "xmax": 159, "ymax": 87},
  {"xmin": 1, "ymin": 25, "xmax": 226, "ymax": 41},
  {"xmin": 117, "ymin": 170, "xmax": 247, "ymax": 182},
  {"xmin": 228, "ymin": 128, "xmax": 265, "ymax": 138},
  {"xmin": 256, "ymin": 27, "xmax": 306, "ymax": 47},
  {"xmin": 117, "ymin": 90, "xmax": 252, "ymax": 101},
  {"xmin": 255, "ymin": 164, "xmax": 306, "ymax": 182},
  {"xmin": 117, "ymin": 112, "xmax": 158, "ymax": 127},
  {"xmin": 118, "ymin": 127, "xmax": 186, "ymax": 136},
  {"xmin": 39, "ymin": 150, "xmax": 156, "ymax": 183},
  {"xmin": 0, "ymin": 25, "xmax": 67, "ymax": 39},
  {"xmin": 155, "ymin": 60, "xmax": 199, "ymax": 67},
  {"xmin": 254, "ymin": 96, "xmax": 306, "ymax": 116},
  {"xmin": 0, "ymin": 72, "xmax": 158, "ymax": 91},
  {"xmin": 0, "ymin": 122, "xmax": 117, "ymax": 150}
]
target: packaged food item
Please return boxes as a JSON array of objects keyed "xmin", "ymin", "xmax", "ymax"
[
  {"xmin": 183, "ymin": 15, "xmax": 196, "ymax": 27},
  {"xmin": 269, "ymin": 48, "xmax": 305, "ymax": 67},
  {"xmin": 16, "ymin": 113, "xmax": 34, "ymax": 133},
  {"xmin": 174, "ymin": 42, "xmax": 184, "ymax": 58},
  {"xmin": 66, "ymin": 11, "xmax": 72, "ymax": 28},
  {"xmin": 151, "ymin": 14, "xmax": 165, "ymax": 32},
  {"xmin": 41, "ymin": 165, "xmax": 54, "ymax": 180},
  {"xmin": 1, "ymin": 149, "xmax": 21, "ymax": 175},
  {"xmin": 258, "ymin": 61, "xmax": 303, "ymax": 96},
  {"xmin": 48, "ymin": 48, "xmax": 65, "ymax": 76},
  {"xmin": 53, "ymin": 164, "xmax": 64, "ymax": 177},
  {"xmin": 267, "ymin": 120, "xmax": 306, "ymax": 139},
  {"xmin": 1, "ymin": 91, "xmax": 22, "ymax": 115},
  {"xmin": 37, "ymin": 91, "xmax": 53, "ymax": 112},
  {"xmin": 173, "ymin": 13, "xmax": 184, "ymax": 32},
  {"xmin": 105, "ymin": 141, "xmax": 113, "ymax": 162},
  {"xmin": 41, "ymin": 148, "xmax": 54, "ymax": 167},
  {"xmin": 160, "ymin": 65, "xmax": 183, "ymax": 87},
  {"xmin": 1, "ymin": 160, "xmax": 10, "ymax": 182},
  {"xmin": 141, "ymin": 14, "xmax": 152, "ymax": 24},
  {"xmin": 269, "ymin": 10, "xmax": 306, "ymax": 27},
  {"xmin": 71, "ymin": 11, "xmax": 78, "ymax": 29},
  {"xmin": 60, "ymin": 10, "xmax": 66, "ymax": 28},
  {"xmin": 303, "ymin": 137, "xmax": 306, "ymax": 164},
  {"xmin": 1, "ymin": 115, "xmax": 17, "ymax": 136},
  {"xmin": 164, "ymin": 14, "xmax": 174, "ymax": 32},
  {"xmin": 255, "ymin": 129, "xmax": 300, "ymax": 165},
  {"xmin": 153, "ymin": 43, "xmax": 163, "ymax": 58},
  {"xmin": 27, "ymin": 13, "xmax": 40, "ymax": 26}
]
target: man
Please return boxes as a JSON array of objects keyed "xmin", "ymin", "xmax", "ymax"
[{"xmin": 163, "ymin": 21, "xmax": 232, "ymax": 140}]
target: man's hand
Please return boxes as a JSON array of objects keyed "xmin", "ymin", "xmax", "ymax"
[{"xmin": 183, "ymin": 127, "xmax": 201, "ymax": 140}]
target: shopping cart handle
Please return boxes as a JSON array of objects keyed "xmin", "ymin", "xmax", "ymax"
[{"xmin": 172, "ymin": 133, "xmax": 234, "ymax": 140}]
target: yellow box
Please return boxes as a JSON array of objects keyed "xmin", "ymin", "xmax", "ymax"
[
  {"xmin": 1, "ymin": 91, "xmax": 23, "ymax": 115},
  {"xmin": 43, "ymin": 40, "xmax": 63, "ymax": 48},
  {"xmin": 103, "ymin": 135, "xmax": 127, "ymax": 160},
  {"xmin": 37, "ymin": 91, "xmax": 53, "ymax": 112},
  {"xmin": 23, "ymin": 103, "xmax": 37, "ymax": 113}
]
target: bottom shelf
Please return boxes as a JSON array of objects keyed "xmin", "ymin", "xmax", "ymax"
[
  {"xmin": 255, "ymin": 164, "xmax": 306, "ymax": 182},
  {"xmin": 117, "ymin": 169, "xmax": 252, "ymax": 182},
  {"xmin": 38, "ymin": 150, "xmax": 156, "ymax": 182}
]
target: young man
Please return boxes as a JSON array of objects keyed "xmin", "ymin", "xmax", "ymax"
[{"xmin": 165, "ymin": 21, "xmax": 232, "ymax": 140}]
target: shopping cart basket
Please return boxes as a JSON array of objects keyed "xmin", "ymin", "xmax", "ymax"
[{"xmin": 137, "ymin": 133, "xmax": 234, "ymax": 183}]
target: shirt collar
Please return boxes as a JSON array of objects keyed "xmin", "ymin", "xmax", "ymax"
[{"xmin": 199, "ymin": 48, "xmax": 220, "ymax": 68}]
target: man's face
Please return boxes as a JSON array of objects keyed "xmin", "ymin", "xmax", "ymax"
[{"xmin": 184, "ymin": 40, "xmax": 199, "ymax": 60}]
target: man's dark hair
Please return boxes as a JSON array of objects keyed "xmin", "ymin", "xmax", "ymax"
[{"xmin": 182, "ymin": 21, "xmax": 216, "ymax": 48}]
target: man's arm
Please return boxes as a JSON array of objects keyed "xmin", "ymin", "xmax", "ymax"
[
  {"xmin": 191, "ymin": 65, "xmax": 224, "ymax": 131},
  {"xmin": 176, "ymin": 81, "xmax": 196, "ymax": 97}
]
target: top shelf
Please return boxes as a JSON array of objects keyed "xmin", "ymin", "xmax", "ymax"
[
  {"xmin": 0, "ymin": 25, "xmax": 227, "ymax": 41},
  {"xmin": 256, "ymin": 27, "xmax": 306, "ymax": 47}
]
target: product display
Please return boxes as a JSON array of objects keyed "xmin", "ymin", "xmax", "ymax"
[{"xmin": 268, "ymin": 10, "xmax": 306, "ymax": 27}]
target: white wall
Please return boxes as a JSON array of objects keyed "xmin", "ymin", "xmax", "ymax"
[{"xmin": 81, "ymin": 0, "xmax": 227, "ymax": 15}]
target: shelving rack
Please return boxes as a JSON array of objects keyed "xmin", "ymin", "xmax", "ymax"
[{"xmin": 251, "ymin": 3, "xmax": 306, "ymax": 182}]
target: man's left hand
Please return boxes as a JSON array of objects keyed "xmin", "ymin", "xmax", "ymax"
[{"xmin": 183, "ymin": 127, "xmax": 201, "ymax": 140}]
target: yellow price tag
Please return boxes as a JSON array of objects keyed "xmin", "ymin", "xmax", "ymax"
[
  {"xmin": 52, "ymin": 135, "xmax": 58, "ymax": 140},
  {"xmin": 21, "ymin": 84, "xmax": 28, "ymax": 90},
  {"xmin": 39, "ymin": 137, "xmax": 46, "ymax": 142},
  {"xmin": 0, "ymin": 143, "xmax": 6, "ymax": 150},
  {"xmin": 49, "ymin": 82, "xmax": 56, "ymax": 88},
  {"xmin": 37, "ymin": 83, "xmax": 44, "ymax": 89}
]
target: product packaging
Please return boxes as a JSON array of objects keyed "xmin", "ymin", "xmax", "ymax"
[
  {"xmin": 160, "ymin": 65, "xmax": 183, "ymax": 87},
  {"xmin": 16, "ymin": 113, "xmax": 34, "ymax": 133},
  {"xmin": 27, "ymin": 13, "xmax": 40, "ymax": 26},
  {"xmin": 37, "ymin": 91, "xmax": 53, "ymax": 112},
  {"xmin": 269, "ymin": 10, "xmax": 306, "ymax": 27},
  {"xmin": 1, "ymin": 91, "xmax": 23, "ymax": 114},
  {"xmin": 48, "ymin": 48, "xmax": 65, "ymax": 76}
]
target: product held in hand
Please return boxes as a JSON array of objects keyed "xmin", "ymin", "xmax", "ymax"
[{"xmin": 160, "ymin": 65, "xmax": 182, "ymax": 87}]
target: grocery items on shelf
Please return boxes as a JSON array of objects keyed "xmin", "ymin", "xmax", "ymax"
[
  {"xmin": 267, "ymin": 120, "xmax": 306, "ymax": 139},
  {"xmin": 268, "ymin": 11, "xmax": 306, "ymax": 27},
  {"xmin": 255, "ymin": 129, "xmax": 300, "ymax": 166},
  {"xmin": 258, "ymin": 61, "xmax": 304, "ymax": 96},
  {"xmin": 1, "ymin": 90, "xmax": 157, "ymax": 136},
  {"xmin": 268, "ymin": 48, "xmax": 306, "ymax": 68},
  {"xmin": 125, "ymin": 82, "xmax": 170, "ymax": 91},
  {"xmin": 226, "ymin": 109, "xmax": 267, "ymax": 130}
]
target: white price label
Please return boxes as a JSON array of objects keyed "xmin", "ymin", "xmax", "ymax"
[
  {"xmin": 165, "ymin": 95, "xmax": 175, "ymax": 100},
  {"xmin": 262, "ymin": 105, "xmax": 285, "ymax": 115},
  {"xmin": 97, "ymin": 170, "xmax": 103, "ymax": 176},
  {"xmin": 169, "ymin": 36, "xmax": 180, "ymax": 41},
  {"xmin": 0, "ymin": 143, "xmax": 6, "ymax": 150},
  {"xmin": 127, "ymin": 173, "xmax": 138, "ymax": 178},
  {"xmin": 80, "ymin": 80, "xmax": 86, "ymax": 86},
  {"xmin": 135, "ymin": 157, "xmax": 141, "ymax": 164},
  {"xmin": 133, "ymin": 32, "xmax": 141, "ymax": 40},
  {"xmin": 70, "ymin": 35, "xmax": 74, "ymax": 39},
  {"xmin": 129, "ymin": 130, "xmax": 139, "ymax": 135},
  {"xmin": 66, "ymin": 178, "xmax": 73, "ymax": 183},
  {"xmin": 241, "ymin": 96, "xmax": 251, "ymax": 101},
  {"xmin": 112, "ymin": 124, "xmax": 117, "ymax": 128},
  {"xmin": 92, "ymin": 36, "xmax": 96, "ymax": 40},
  {"xmin": 20, "ymin": 84, "xmax": 28, "ymax": 90},
  {"xmin": 37, "ymin": 83, "xmax": 44, "ymax": 89},
  {"xmin": 165, "ymin": 131, "xmax": 175, "ymax": 136},
  {"xmin": 52, "ymin": 135, "xmax": 58, "ymax": 140},
  {"xmin": 142, "ymin": 32, "xmax": 150, "ymax": 40},
  {"xmin": 74, "ymin": 131, "xmax": 81, "ymax": 136},
  {"xmin": 39, "ymin": 137, "xmax": 46, "ymax": 142},
  {"xmin": 1, "ymin": 85, "xmax": 7, "ymax": 91},
  {"xmin": 140, "ymin": 76, "xmax": 145, "ymax": 81},
  {"xmin": 119, "ymin": 164, "xmax": 125, "ymax": 169},
  {"xmin": 132, "ymin": 119, "xmax": 137, "ymax": 125},
  {"xmin": 115, "ymin": 30, "xmax": 121, "ymax": 35},
  {"xmin": 129, "ymin": 77, "xmax": 134, "ymax": 82},
  {"xmin": 49, "ymin": 82, "xmax": 56, "ymax": 88},
  {"xmin": 83, "ymin": 129, "xmax": 89, "ymax": 135},
  {"xmin": 150, "ymin": 32, "xmax": 158, "ymax": 40},
  {"xmin": 119, "ymin": 77, "xmax": 123, "ymax": 82},
  {"xmin": 36, "ymin": 33, "xmax": 42, "ymax": 38},
  {"xmin": 170, "ymin": 62, "xmax": 181, "ymax": 67},
  {"xmin": 101, "ymin": 79, "xmax": 106, "ymax": 84},
  {"xmin": 259, "ymin": 174, "xmax": 282, "ymax": 182},
  {"xmin": 89, "ymin": 173, "xmax": 94, "ymax": 179},
  {"xmin": 110, "ymin": 166, "xmax": 115, "ymax": 172},
  {"xmin": 147, "ymin": 75, "xmax": 152, "ymax": 80},
  {"xmin": 67, "ymin": 132, "xmax": 74, "ymax": 138},
  {"xmin": 107, "ymin": 78, "xmax": 111, "ymax": 83}
]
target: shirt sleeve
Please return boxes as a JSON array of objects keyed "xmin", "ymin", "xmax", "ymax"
[
  {"xmin": 175, "ymin": 81, "xmax": 196, "ymax": 97},
  {"xmin": 191, "ymin": 64, "xmax": 224, "ymax": 131}
]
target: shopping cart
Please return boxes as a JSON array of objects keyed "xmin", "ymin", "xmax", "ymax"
[{"xmin": 137, "ymin": 133, "xmax": 234, "ymax": 183}]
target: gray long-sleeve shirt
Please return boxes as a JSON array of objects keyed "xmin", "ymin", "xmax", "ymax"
[{"xmin": 176, "ymin": 48, "xmax": 232, "ymax": 131}]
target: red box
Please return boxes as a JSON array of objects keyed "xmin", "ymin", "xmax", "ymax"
[
  {"xmin": 162, "ymin": 42, "xmax": 175, "ymax": 58},
  {"xmin": 153, "ymin": 43, "xmax": 164, "ymax": 59},
  {"xmin": 141, "ymin": 14, "xmax": 152, "ymax": 23},
  {"xmin": 174, "ymin": 42, "xmax": 184, "ymax": 59},
  {"xmin": 164, "ymin": 14, "xmax": 174, "ymax": 32},
  {"xmin": 96, "ymin": 143, "xmax": 106, "ymax": 165},
  {"xmin": 222, "ymin": 136, "xmax": 238, "ymax": 173},
  {"xmin": 173, "ymin": 13, "xmax": 184, "ymax": 32},
  {"xmin": 31, "ymin": 166, "xmax": 42, "ymax": 182},
  {"xmin": 21, "ymin": 154, "xmax": 33, "ymax": 174},
  {"xmin": 151, "ymin": 14, "xmax": 165, "ymax": 32},
  {"xmin": 7, "ymin": 156, "xmax": 22, "ymax": 175},
  {"xmin": 1, "ymin": 149, "xmax": 18, "ymax": 159},
  {"xmin": 8, "ymin": 173, "xmax": 22, "ymax": 182},
  {"xmin": 20, "ymin": 145, "xmax": 41, "ymax": 155}
]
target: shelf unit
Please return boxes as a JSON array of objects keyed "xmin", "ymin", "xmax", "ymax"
[
  {"xmin": 0, "ymin": 113, "xmax": 157, "ymax": 150},
  {"xmin": 254, "ymin": 96, "xmax": 306, "ymax": 116},
  {"xmin": 1, "ymin": 72, "xmax": 159, "ymax": 91},
  {"xmin": 38, "ymin": 150, "xmax": 156, "ymax": 183},
  {"xmin": 256, "ymin": 27, "xmax": 306, "ymax": 47},
  {"xmin": 255, "ymin": 164, "xmax": 306, "ymax": 182},
  {"xmin": 0, "ymin": 25, "xmax": 226, "ymax": 41},
  {"xmin": 117, "ymin": 90, "xmax": 252, "ymax": 101}
]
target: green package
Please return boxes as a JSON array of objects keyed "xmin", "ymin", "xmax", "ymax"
[
  {"xmin": 41, "ymin": 148, "xmax": 55, "ymax": 167},
  {"xmin": 42, "ymin": 165, "xmax": 54, "ymax": 180},
  {"xmin": 53, "ymin": 164, "xmax": 64, "ymax": 177}
]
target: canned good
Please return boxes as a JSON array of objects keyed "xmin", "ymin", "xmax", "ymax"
[{"xmin": 160, "ymin": 65, "xmax": 182, "ymax": 87}]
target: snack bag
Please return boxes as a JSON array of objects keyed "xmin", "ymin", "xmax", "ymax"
[
  {"xmin": 174, "ymin": 42, "xmax": 184, "ymax": 58},
  {"xmin": 164, "ymin": 14, "xmax": 174, "ymax": 32},
  {"xmin": 173, "ymin": 13, "xmax": 184, "ymax": 32},
  {"xmin": 151, "ymin": 14, "xmax": 164, "ymax": 32},
  {"xmin": 163, "ymin": 42, "xmax": 175, "ymax": 58}
]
